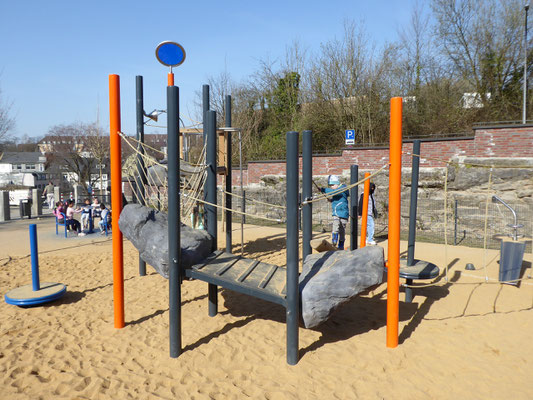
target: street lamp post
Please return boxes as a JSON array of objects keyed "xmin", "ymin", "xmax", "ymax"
[{"xmin": 523, "ymin": 2, "xmax": 529, "ymax": 124}]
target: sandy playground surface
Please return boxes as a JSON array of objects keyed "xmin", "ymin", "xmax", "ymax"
[{"xmin": 0, "ymin": 215, "xmax": 532, "ymax": 399}]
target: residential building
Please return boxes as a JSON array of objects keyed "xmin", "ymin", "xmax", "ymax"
[{"xmin": 0, "ymin": 152, "xmax": 50, "ymax": 189}]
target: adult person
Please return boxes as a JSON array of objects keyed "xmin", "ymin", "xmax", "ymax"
[
  {"xmin": 358, "ymin": 182, "xmax": 378, "ymax": 245},
  {"xmin": 42, "ymin": 181, "xmax": 55, "ymax": 209}
]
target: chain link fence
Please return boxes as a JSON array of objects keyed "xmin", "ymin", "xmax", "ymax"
[{"xmin": 218, "ymin": 188, "xmax": 532, "ymax": 252}]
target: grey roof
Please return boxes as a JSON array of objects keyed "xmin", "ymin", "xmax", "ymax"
[{"xmin": 0, "ymin": 152, "xmax": 46, "ymax": 164}]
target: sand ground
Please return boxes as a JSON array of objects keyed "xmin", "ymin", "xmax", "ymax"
[{"xmin": 1, "ymin": 216, "xmax": 532, "ymax": 399}]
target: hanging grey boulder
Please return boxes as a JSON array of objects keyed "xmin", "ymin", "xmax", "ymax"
[
  {"xmin": 299, "ymin": 246, "xmax": 385, "ymax": 329},
  {"xmin": 118, "ymin": 203, "xmax": 213, "ymax": 278}
]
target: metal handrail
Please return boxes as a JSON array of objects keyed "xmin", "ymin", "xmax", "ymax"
[{"xmin": 492, "ymin": 196, "xmax": 522, "ymax": 240}]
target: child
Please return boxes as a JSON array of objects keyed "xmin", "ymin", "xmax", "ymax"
[
  {"xmin": 53, "ymin": 201, "xmax": 66, "ymax": 222},
  {"xmin": 66, "ymin": 200, "xmax": 85, "ymax": 236},
  {"xmin": 91, "ymin": 197, "xmax": 101, "ymax": 218},
  {"xmin": 99, "ymin": 203, "xmax": 111, "ymax": 234},
  {"xmin": 358, "ymin": 182, "xmax": 378, "ymax": 245},
  {"xmin": 81, "ymin": 198, "xmax": 92, "ymax": 230},
  {"xmin": 320, "ymin": 175, "xmax": 349, "ymax": 250}
]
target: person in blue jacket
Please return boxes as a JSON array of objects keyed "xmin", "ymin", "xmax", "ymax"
[{"xmin": 320, "ymin": 175, "xmax": 349, "ymax": 250}]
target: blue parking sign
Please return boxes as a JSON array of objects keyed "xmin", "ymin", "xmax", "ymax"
[{"xmin": 345, "ymin": 129, "xmax": 355, "ymax": 145}]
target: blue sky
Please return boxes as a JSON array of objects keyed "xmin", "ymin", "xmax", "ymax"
[{"xmin": 1, "ymin": 1, "xmax": 422, "ymax": 140}]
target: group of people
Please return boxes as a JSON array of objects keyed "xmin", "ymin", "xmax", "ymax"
[
  {"xmin": 53, "ymin": 197, "xmax": 111, "ymax": 236},
  {"xmin": 321, "ymin": 175, "xmax": 378, "ymax": 250}
]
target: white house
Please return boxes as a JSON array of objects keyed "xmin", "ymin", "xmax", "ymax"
[
  {"xmin": 0, "ymin": 152, "xmax": 49, "ymax": 189},
  {"xmin": 461, "ymin": 92, "xmax": 491, "ymax": 109}
]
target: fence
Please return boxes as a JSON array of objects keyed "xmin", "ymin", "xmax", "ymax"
[{"xmin": 217, "ymin": 188, "xmax": 532, "ymax": 252}]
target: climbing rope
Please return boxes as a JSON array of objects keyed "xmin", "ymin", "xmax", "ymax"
[
  {"xmin": 481, "ymin": 170, "xmax": 493, "ymax": 281},
  {"xmin": 400, "ymin": 157, "xmax": 532, "ymax": 290},
  {"xmin": 219, "ymin": 189, "xmax": 286, "ymax": 209},
  {"xmin": 119, "ymin": 131, "xmax": 207, "ymax": 222},
  {"xmin": 302, "ymin": 164, "xmax": 389, "ymax": 205},
  {"xmin": 182, "ymin": 193, "xmax": 282, "ymax": 223}
]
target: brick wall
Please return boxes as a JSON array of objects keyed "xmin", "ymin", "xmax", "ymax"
[{"xmin": 219, "ymin": 125, "xmax": 533, "ymax": 186}]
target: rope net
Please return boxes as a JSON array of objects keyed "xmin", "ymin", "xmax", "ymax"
[{"xmin": 119, "ymin": 132, "xmax": 207, "ymax": 225}]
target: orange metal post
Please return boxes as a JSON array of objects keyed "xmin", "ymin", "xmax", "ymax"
[
  {"xmin": 359, "ymin": 173, "xmax": 370, "ymax": 248},
  {"xmin": 387, "ymin": 97, "xmax": 402, "ymax": 348},
  {"xmin": 109, "ymin": 74, "xmax": 124, "ymax": 329},
  {"xmin": 168, "ymin": 72, "xmax": 174, "ymax": 86}
]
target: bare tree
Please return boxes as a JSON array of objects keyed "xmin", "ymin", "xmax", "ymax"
[
  {"xmin": 397, "ymin": 1, "xmax": 433, "ymax": 93},
  {"xmin": 305, "ymin": 21, "xmax": 393, "ymax": 147},
  {"xmin": 200, "ymin": 41, "xmax": 308, "ymax": 161},
  {"xmin": 431, "ymin": 0, "xmax": 524, "ymax": 111},
  {"xmin": 0, "ymin": 86, "xmax": 15, "ymax": 146},
  {"xmin": 195, "ymin": 1, "xmax": 528, "ymax": 160},
  {"xmin": 45, "ymin": 122, "xmax": 98, "ymax": 190},
  {"xmin": 83, "ymin": 122, "xmax": 109, "ymax": 192},
  {"xmin": 207, "ymin": 68, "xmax": 233, "ymax": 124},
  {"xmin": 192, "ymin": 64, "xmax": 233, "ymax": 126}
]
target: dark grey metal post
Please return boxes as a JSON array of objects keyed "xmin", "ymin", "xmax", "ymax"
[
  {"xmin": 406, "ymin": 140, "xmax": 421, "ymax": 303},
  {"xmin": 286, "ymin": 131, "xmax": 299, "ymax": 365},
  {"xmin": 298, "ymin": 193, "xmax": 302, "ymax": 232},
  {"xmin": 302, "ymin": 130, "xmax": 312, "ymax": 260},
  {"xmin": 203, "ymin": 85, "xmax": 210, "ymax": 144},
  {"xmin": 136, "ymin": 75, "xmax": 147, "ymax": 276},
  {"xmin": 242, "ymin": 190, "xmax": 246, "ymax": 224},
  {"xmin": 167, "ymin": 85, "xmax": 182, "ymax": 358},
  {"xmin": 350, "ymin": 165, "xmax": 359, "ymax": 251},
  {"xmin": 206, "ymin": 110, "xmax": 218, "ymax": 317},
  {"xmin": 524, "ymin": 4, "xmax": 529, "ymax": 124},
  {"xmin": 225, "ymin": 95, "xmax": 232, "ymax": 253},
  {"xmin": 454, "ymin": 199, "xmax": 458, "ymax": 246},
  {"xmin": 202, "ymin": 84, "xmax": 210, "ymax": 231},
  {"xmin": 407, "ymin": 140, "xmax": 421, "ymax": 266}
]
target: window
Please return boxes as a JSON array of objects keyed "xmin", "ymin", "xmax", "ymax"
[
  {"xmin": 15, "ymin": 164, "xmax": 22, "ymax": 170},
  {"xmin": 26, "ymin": 164, "xmax": 36, "ymax": 170}
]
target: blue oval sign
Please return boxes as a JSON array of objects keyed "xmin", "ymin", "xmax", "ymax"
[{"xmin": 155, "ymin": 41, "xmax": 186, "ymax": 67}]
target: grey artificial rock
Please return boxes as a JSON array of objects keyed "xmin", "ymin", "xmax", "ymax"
[
  {"xmin": 260, "ymin": 175, "xmax": 284, "ymax": 186},
  {"xmin": 517, "ymin": 185, "xmax": 533, "ymax": 198},
  {"xmin": 146, "ymin": 164, "xmax": 167, "ymax": 185},
  {"xmin": 448, "ymin": 166, "xmax": 491, "ymax": 190},
  {"xmin": 299, "ymin": 245, "xmax": 385, "ymax": 329},
  {"xmin": 118, "ymin": 204, "xmax": 213, "ymax": 279}
]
